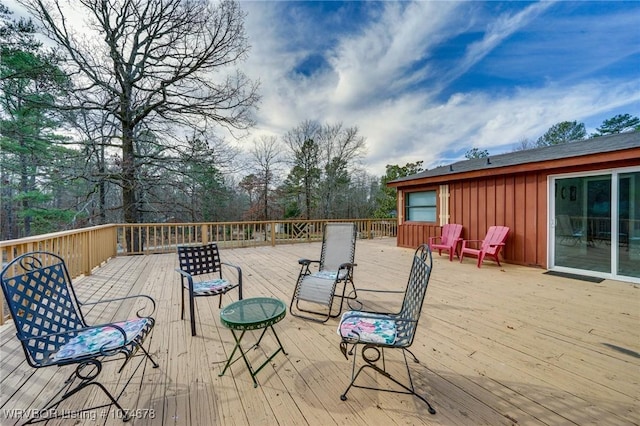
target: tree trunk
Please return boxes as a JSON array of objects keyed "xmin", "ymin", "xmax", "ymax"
[{"xmin": 122, "ymin": 125, "xmax": 141, "ymax": 252}]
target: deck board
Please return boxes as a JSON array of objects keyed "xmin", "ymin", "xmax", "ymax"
[{"xmin": 0, "ymin": 238, "xmax": 638, "ymax": 425}]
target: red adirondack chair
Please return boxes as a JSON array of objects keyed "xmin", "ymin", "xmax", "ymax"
[
  {"xmin": 428, "ymin": 224, "xmax": 463, "ymax": 261},
  {"xmin": 460, "ymin": 226, "xmax": 510, "ymax": 268}
]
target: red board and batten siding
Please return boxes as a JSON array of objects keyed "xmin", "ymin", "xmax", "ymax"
[
  {"xmin": 398, "ymin": 172, "xmax": 548, "ymax": 268},
  {"xmin": 395, "ymin": 147, "xmax": 640, "ymax": 269}
]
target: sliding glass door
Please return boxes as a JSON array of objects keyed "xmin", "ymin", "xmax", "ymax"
[
  {"xmin": 619, "ymin": 171, "xmax": 640, "ymax": 278},
  {"xmin": 551, "ymin": 168, "xmax": 640, "ymax": 282}
]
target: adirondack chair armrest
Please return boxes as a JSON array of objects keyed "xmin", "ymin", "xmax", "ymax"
[
  {"xmin": 428, "ymin": 236, "xmax": 442, "ymax": 244},
  {"xmin": 461, "ymin": 239, "xmax": 483, "ymax": 249},
  {"xmin": 487, "ymin": 242, "xmax": 506, "ymax": 248},
  {"xmin": 81, "ymin": 294, "xmax": 156, "ymax": 317}
]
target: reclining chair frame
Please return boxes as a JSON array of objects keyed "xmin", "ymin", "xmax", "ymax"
[{"xmin": 290, "ymin": 222, "xmax": 357, "ymax": 323}]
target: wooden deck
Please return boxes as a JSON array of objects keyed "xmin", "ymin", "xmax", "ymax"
[{"xmin": 1, "ymin": 238, "xmax": 638, "ymax": 425}]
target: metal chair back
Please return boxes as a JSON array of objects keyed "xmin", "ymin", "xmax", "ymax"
[
  {"xmin": 1, "ymin": 253, "xmax": 86, "ymax": 367},
  {"xmin": 320, "ymin": 223, "xmax": 357, "ymax": 272}
]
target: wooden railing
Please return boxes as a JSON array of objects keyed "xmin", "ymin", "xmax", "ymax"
[
  {"xmin": 0, "ymin": 224, "xmax": 118, "ymax": 278},
  {"xmin": 0, "ymin": 219, "xmax": 397, "ymax": 324},
  {"xmin": 116, "ymin": 219, "xmax": 397, "ymax": 255}
]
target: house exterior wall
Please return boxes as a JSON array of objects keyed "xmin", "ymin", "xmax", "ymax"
[
  {"xmin": 397, "ymin": 173, "xmax": 547, "ymax": 267},
  {"xmin": 396, "ymin": 150, "xmax": 640, "ymax": 268}
]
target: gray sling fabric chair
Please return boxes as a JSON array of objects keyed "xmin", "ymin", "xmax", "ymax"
[
  {"xmin": 0, "ymin": 252, "xmax": 158, "ymax": 424},
  {"xmin": 290, "ymin": 222, "xmax": 357, "ymax": 323},
  {"xmin": 337, "ymin": 244, "xmax": 436, "ymax": 414}
]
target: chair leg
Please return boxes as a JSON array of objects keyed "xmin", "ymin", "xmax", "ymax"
[
  {"xmin": 180, "ymin": 286, "xmax": 185, "ymax": 320},
  {"xmin": 138, "ymin": 344, "xmax": 160, "ymax": 369},
  {"xmin": 189, "ymin": 293, "xmax": 197, "ymax": 336},
  {"xmin": 329, "ymin": 278, "xmax": 356, "ymax": 319},
  {"xmin": 340, "ymin": 345, "xmax": 436, "ymax": 415},
  {"xmin": 25, "ymin": 360, "xmax": 136, "ymax": 424}
]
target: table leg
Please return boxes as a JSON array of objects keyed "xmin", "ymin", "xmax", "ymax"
[
  {"xmin": 219, "ymin": 329, "xmax": 248, "ymax": 380},
  {"xmin": 219, "ymin": 326, "xmax": 287, "ymax": 388}
]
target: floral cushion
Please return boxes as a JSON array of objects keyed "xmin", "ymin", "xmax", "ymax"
[
  {"xmin": 338, "ymin": 311, "xmax": 397, "ymax": 345},
  {"xmin": 51, "ymin": 318, "xmax": 150, "ymax": 362},
  {"xmin": 313, "ymin": 270, "xmax": 347, "ymax": 280},
  {"xmin": 192, "ymin": 279, "xmax": 233, "ymax": 294}
]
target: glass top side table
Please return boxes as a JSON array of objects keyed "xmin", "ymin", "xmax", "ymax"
[{"xmin": 219, "ymin": 297, "xmax": 287, "ymax": 387}]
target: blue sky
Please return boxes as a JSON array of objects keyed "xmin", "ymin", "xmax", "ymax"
[
  {"xmin": 240, "ymin": 1, "xmax": 640, "ymax": 175},
  {"xmin": 5, "ymin": 0, "xmax": 639, "ymax": 177}
]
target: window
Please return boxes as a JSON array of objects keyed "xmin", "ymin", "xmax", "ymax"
[{"xmin": 406, "ymin": 191, "xmax": 436, "ymax": 222}]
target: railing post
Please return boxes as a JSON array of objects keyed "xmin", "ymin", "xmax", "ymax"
[
  {"xmin": 85, "ymin": 229, "xmax": 92, "ymax": 276},
  {"xmin": 201, "ymin": 224, "xmax": 208, "ymax": 244},
  {"xmin": 270, "ymin": 221, "xmax": 276, "ymax": 247}
]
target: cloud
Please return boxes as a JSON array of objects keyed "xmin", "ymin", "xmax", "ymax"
[
  {"xmin": 439, "ymin": 1, "xmax": 555, "ymax": 92},
  {"xmin": 239, "ymin": 1, "xmax": 640, "ymax": 176}
]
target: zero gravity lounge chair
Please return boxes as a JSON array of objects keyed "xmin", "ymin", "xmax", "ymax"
[
  {"xmin": 290, "ymin": 222, "xmax": 357, "ymax": 323},
  {"xmin": 0, "ymin": 252, "xmax": 158, "ymax": 424}
]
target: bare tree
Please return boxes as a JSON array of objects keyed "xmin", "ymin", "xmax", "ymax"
[
  {"xmin": 282, "ymin": 121, "xmax": 366, "ymax": 219},
  {"xmin": 512, "ymin": 137, "xmax": 536, "ymax": 152},
  {"xmin": 19, "ymin": 0, "xmax": 259, "ymax": 243},
  {"xmin": 317, "ymin": 123, "xmax": 366, "ymax": 218},
  {"xmin": 249, "ymin": 135, "xmax": 284, "ymax": 220}
]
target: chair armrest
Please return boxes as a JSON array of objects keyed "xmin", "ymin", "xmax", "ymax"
[
  {"xmin": 175, "ymin": 268, "xmax": 194, "ymax": 279},
  {"xmin": 298, "ymin": 258, "xmax": 320, "ymax": 265},
  {"xmin": 221, "ymin": 261, "xmax": 241, "ymax": 274},
  {"xmin": 220, "ymin": 261, "xmax": 242, "ymax": 282},
  {"xmin": 428, "ymin": 236, "xmax": 442, "ymax": 244},
  {"xmin": 339, "ymin": 262, "xmax": 356, "ymax": 270},
  {"xmin": 220, "ymin": 261, "xmax": 243, "ymax": 299},
  {"xmin": 461, "ymin": 239, "xmax": 483, "ymax": 249},
  {"xmin": 80, "ymin": 294, "xmax": 156, "ymax": 317}
]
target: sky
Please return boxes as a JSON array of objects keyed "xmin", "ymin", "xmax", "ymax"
[
  {"xmin": 238, "ymin": 0, "xmax": 640, "ymax": 176},
  {"xmin": 4, "ymin": 0, "xmax": 640, "ymax": 177}
]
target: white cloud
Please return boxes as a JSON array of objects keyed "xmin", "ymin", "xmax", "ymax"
[
  {"xmin": 225, "ymin": 1, "xmax": 640, "ymax": 176},
  {"xmin": 7, "ymin": 0, "xmax": 636, "ymax": 179},
  {"xmin": 439, "ymin": 1, "xmax": 555, "ymax": 92}
]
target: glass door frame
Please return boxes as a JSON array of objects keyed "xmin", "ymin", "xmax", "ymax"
[{"xmin": 548, "ymin": 166, "xmax": 640, "ymax": 284}]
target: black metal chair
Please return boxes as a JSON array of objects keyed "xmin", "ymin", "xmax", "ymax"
[
  {"xmin": 337, "ymin": 244, "xmax": 436, "ymax": 414},
  {"xmin": 0, "ymin": 252, "xmax": 158, "ymax": 424},
  {"xmin": 290, "ymin": 222, "xmax": 357, "ymax": 323},
  {"xmin": 176, "ymin": 243, "xmax": 243, "ymax": 336}
]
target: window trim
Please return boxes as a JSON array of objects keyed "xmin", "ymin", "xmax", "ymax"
[{"xmin": 405, "ymin": 189, "xmax": 438, "ymax": 223}]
